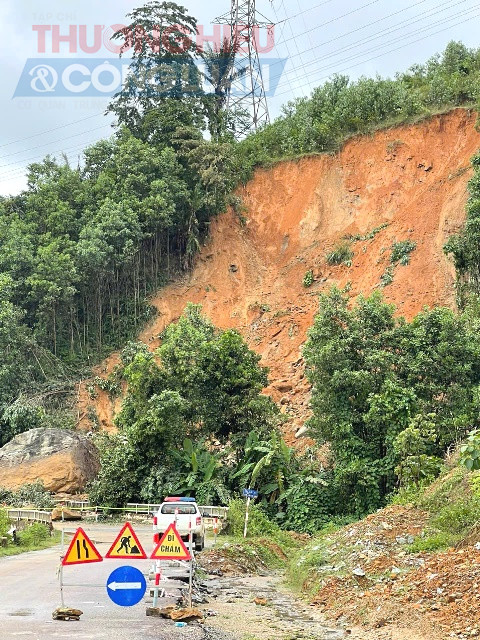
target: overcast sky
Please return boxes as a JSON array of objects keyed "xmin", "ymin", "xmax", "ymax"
[{"xmin": 1, "ymin": 0, "xmax": 479, "ymax": 196}]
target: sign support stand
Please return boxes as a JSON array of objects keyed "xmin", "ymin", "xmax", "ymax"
[
  {"xmin": 59, "ymin": 508, "xmax": 65, "ymax": 606},
  {"xmin": 243, "ymin": 496, "xmax": 251, "ymax": 538},
  {"xmin": 242, "ymin": 488, "xmax": 258, "ymax": 538},
  {"xmin": 188, "ymin": 517, "xmax": 193, "ymax": 609},
  {"xmin": 152, "ymin": 562, "xmax": 161, "ymax": 607}
]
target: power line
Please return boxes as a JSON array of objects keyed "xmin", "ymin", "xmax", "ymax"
[
  {"xmin": 281, "ymin": 0, "xmax": 315, "ymax": 94},
  {"xmin": 267, "ymin": 0, "xmax": 446, "ymax": 75},
  {"xmin": 274, "ymin": 0, "xmax": 337, "ymax": 24},
  {"xmin": 277, "ymin": 0, "xmax": 384, "ymax": 48},
  {"xmin": 0, "ymin": 136, "xmax": 112, "ymax": 182},
  {"xmin": 271, "ymin": 1, "xmax": 311, "ymax": 98},
  {"xmin": 0, "ymin": 112, "xmax": 108, "ymax": 150},
  {"xmin": 273, "ymin": 9, "xmax": 480, "ymax": 99},
  {"xmin": 272, "ymin": 0, "xmax": 474, "ymax": 88},
  {"xmin": 269, "ymin": 2, "xmax": 304, "ymax": 100},
  {"xmin": 0, "ymin": 124, "xmax": 112, "ymax": 163}
]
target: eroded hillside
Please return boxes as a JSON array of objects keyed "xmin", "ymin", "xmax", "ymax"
[{"xmin": 79, "ymin": 109, "xmax": 480, "ymax": 439}]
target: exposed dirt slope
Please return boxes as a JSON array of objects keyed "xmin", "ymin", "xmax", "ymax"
[{"xmin": 78, "ymin": 109, "xmax": 480, "ymax": 438}]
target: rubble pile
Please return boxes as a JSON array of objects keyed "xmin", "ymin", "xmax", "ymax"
[{"xmin": 309, "ymin": 505, "xmax": 480, "ymax": 638}]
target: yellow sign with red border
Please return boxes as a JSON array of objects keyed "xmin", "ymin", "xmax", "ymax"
[{"xmin": 151, "ymin": 523, "xmax": 191, "ymax": 561}]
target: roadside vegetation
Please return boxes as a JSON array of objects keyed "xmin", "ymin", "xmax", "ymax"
[
  {"xmin": 0, "ymin": 481, "xmax": 54, "ymax": 510},
  {"xmin": 1, "ymin": 3, "xmax": 480, "ymax": 597},
  {"xmin": 0, "ymin": 508, "xmax": 58, "ymax": 557},
  {"xmin": 0, "ymin": 10, "xmax": 479, "ymax": 448},
  {"xmin": 88, "ymin": 304, "xmax": 330, "ymax": 529}
]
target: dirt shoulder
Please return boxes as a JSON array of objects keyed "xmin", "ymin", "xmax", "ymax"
[{"xmin": 198, "ymin": 503, "xmax": 480, "ymax": 640}]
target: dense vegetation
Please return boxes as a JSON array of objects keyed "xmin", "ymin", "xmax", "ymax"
[
  {"xmin": 89, "ymin": 304, "xmax": 332, "ymax": 533},
  {"xmin": 303, "ymin": 287, "xmax": 480, "ymax": 517},
  {"xmin": 445, "ymin": 150, "xmax": 480, "ymax": 303},
  {"xmin": 236, "ymin": 40, "xmax": 480, "ymax": 178},
  {"xmin": 2, "ymin": 0, "xmax": 480, "ymax": 534},
  {"xmin": 0, "ymin": 507, "xmax": 54, "ymax": 557}
]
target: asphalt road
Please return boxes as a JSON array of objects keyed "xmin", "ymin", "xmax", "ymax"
[{"xmin": 0, "ymin": 522, "xmax": 220, "ymax": 640}]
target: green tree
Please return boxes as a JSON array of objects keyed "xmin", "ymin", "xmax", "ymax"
[
  {"xmin": 108, "ymin": 1, "xmax": 202, "ymax": 133},
  {"xmin": 91, "ymin": 307, "xmax": 279, "ymax": 506},
  {"xmin": 304, "ymin": 287, "xmax": 480, "ymax": 515}
]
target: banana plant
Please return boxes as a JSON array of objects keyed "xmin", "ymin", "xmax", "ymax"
[
  {"xmin": 172, "ymin": 438, "xmax": 220, "ymax": 494},
  {"xmin": 232, "ymin": 430, "xmax": 295, "ymax": 503}
]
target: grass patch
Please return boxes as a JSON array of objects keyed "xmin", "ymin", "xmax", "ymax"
[
  {"xmin": 326, "ymin": 242, "xmax": 354, "ymax": 267},
  {"xmin": 407, "ymin": 530, "xmax": 458, "ymax": 553},
  {"xmin": 394, "ymin": 466, "xmax": 480, "ymax": 546},
  {"xmin": 218, "ymin": 500, "xmax": 305, "ymax": 571},
  {"xmin": 345, "ymin": 223, "xmax": 390, "ymax": 243},
  {"xmin": 285, "ymin": 521, "xmax": 351, "ymax": 594},
  {"xmin": 0, "ymin": 528, "xmax": 60, "ymax": 558}
]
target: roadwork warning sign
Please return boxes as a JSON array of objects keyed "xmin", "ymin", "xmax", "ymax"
[
  {"xmin": 151, "ymin": 523, "xmax": 191, "ymax": 561},
  {"xmin": 62, "ymin": 527, "xmax": 103, "ymax": 566},
  {"xmin": 105, "ymin": 522, "xmax": 147, "ymax": 559}
]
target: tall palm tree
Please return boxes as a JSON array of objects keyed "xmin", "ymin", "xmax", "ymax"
[{"xmin": 200, "ymin": 37, "xmax": 248, "ymax": 139}]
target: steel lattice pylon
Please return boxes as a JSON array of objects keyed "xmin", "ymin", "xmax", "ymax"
[{"xmin": 215, "ymin": 1, "xmax": 271, "ymax": 138}]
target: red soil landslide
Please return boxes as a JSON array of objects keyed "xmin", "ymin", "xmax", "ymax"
[{"xmin": 78, "ymin": 108, "xmax": 480, "ymax": 438}]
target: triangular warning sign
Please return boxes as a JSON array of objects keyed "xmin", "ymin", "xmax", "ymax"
[
  {"xmin": 151, "ymin": 523, "xmax": 191, "ymax": 561},
  {"xmin": 105, "ymin": 522, "xmax": 147, "ymax": 559},
  {"xmin": 62, "ymin": 527, "xmax": 103, "ymax": 566}
]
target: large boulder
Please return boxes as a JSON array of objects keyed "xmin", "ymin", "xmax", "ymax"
[{"xmin": 0, "ymin": 428, "xmax": 100, "ymax": 493}]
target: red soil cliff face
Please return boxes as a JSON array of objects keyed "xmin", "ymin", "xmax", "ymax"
[{"xmin": 78, "ymin": 109, "xmax": 480, "ymax": 441}]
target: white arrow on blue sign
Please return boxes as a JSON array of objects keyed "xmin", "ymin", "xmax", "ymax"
[{"xmin": 106, "ymin": 566, "xmax": 146, "ymax": 607}]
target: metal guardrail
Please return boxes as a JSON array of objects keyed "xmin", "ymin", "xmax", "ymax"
[
  {"xmin": 52, "ymin": 500, "xmax": 229, "ymax": 519},
  {"xmin": 199, "ymin": 506, "xmax": 229, "ymax": 519},
  {"xmin": 7, "ymin": 509, "xmax": 52, "ymax": 526}
]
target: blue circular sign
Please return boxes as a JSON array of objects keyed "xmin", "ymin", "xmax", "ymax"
[{"xmin": 106, "ymin": 566, "xmax": 147, "ymax": 607}]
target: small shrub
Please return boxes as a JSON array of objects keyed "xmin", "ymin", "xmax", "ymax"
[
  {"xmin": 226, "ymin": 499, "xmax": 288, "ymax": 542},
  {"xmin": 326, "ymin": 242, "xmax": 354, "ymax": 266},
  {"xmin": 0, "ymin": 508, "xmax": 10, "ymax": 538},
  {"xmin": 0, "ymin": 487, "xmax": 13, "ymax": 505},
  {"xmin": 92, "ymin": 375, "xmax": 121, "ymax": 398},
  {"xmin": 18, "ymin": 523, "xmax": 50, "ymax": 547},
  {"xmin": 391, "ymin": 240, "xmax": 417, "ymax": 265},
  {"xmin": 9, "ymin": 482, "xmax": 54, "ymax": 510},
  {"xmin": 303, "ymin": 270, "xmax": 314, "ymax": 288},
  {"xmin": 380, "ymin": 265, "xmax": 395, "ymax": 287},
  {"xmin": 459, "ymin": 429, "xmax": 480, "ymax": 471},
  {"xmin": 407, "ymin": 530, "xmax": 457, "ymax": 552},
  {"xmin": 390, "ymin": 482, "xmax": 431, "ymax": 505}
]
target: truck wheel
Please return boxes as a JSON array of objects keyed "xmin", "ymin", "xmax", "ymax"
[{"xmin": 195, "ymin": 537, "xmax": 204, "ymax": 551}]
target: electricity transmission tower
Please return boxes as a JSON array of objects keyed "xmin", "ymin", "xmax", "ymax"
[{"xmin": 215, "ymin": 1, "xmax": 272, "ymax": 138}]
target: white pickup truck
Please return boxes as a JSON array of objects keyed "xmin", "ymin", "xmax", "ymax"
[{"xmin": 155, "ymin": 497, "xmax": 205, "ymax": 551}]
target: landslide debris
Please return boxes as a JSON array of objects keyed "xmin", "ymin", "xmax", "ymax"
[
  {"xmin": 291, "ymin": 468, "xmax": 480, "ymax": 640},
  {"xmin": 79, "ymin": 109, "xmax": 480, "ymax": 441}
]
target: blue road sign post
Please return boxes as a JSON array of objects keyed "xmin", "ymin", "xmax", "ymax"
[
  {"xmin": 106, "ymin": 566, "xmax": 147, "ymax": 607},
  {"xmin": 242, "ymin": 488, "xmax": 259, "ymax": 538}
]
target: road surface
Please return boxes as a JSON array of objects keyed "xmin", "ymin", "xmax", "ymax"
[{"xmin": 0, "ymin": 522, "xmax": 219, "ymax": 640}]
